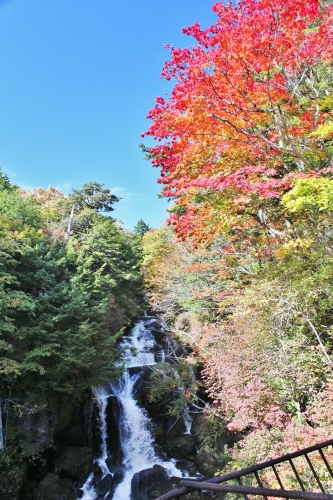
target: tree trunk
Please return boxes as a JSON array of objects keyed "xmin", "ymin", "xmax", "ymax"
[{"xmin": 65, "ymin": 204, "xmax": 76, "ymax": 241}]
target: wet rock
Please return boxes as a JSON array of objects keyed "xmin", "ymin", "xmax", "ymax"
[
  {"xmin": 55, "ymin": 447, "xmax": 93, "ymax": 481},
  {"xmin": 146, "ymin": 320, "xmax": 162, "ymax": 329},
  {"xmin": 175, "ymin": 460, "xmax": 197, "ymax": 476},
  {"xmin": 149, "ymin": 327, "xmax": 164, "ymax": 343},
  {"xmin": 152, "ymin": 343, "xmax": 164, "ymax": 362},
  {"xmin": 95, "ymin": 473, "xmax": 112, "ymax": 497},
  {"xmin": 130, "ymin": 370, "xmax": 152, "ymax": 407},
  {"xmin": 92, "ymin": 463, "xmax": 104, "ymax": 480},
  {"xmin": 105, "ymin": 397, "xmax": 123, "ymax": 470},
  {"xmin": 147, "ymin": 478, "xmax": 189, "ymax": 500},
  {"xmin": 165, "ymin": 435, "xmax": 196, "ymax": 458},
  {"xmin": 74, "ymin": 485, "xmax": 84, "ymax": 499},
  {"xmin": 107, "ymin": 466, "xmax": 126, "ymax": 498},
  {"xmin": 131, "ymin": 464, "xmax": 169, "ymax": 500}
]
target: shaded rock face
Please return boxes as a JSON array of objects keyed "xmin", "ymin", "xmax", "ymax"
[
  {"xmin": 55, "ymin": 447, "xmax": 93, "ymax": 481},
  {"xmin": 94, "ymin": 473, "xmax": 112, "ymax": 497},
  {"xmin": 194, "ymin": 448, "xmax": 228, "ymax": 478},
  {"xmin": 165, "ymin": 435, "xmax": 196, "ymax": 459},
  {"xmin": 0, "ymin": 461, "xmax": 27, "ymax": 500},
  {"xmin": 165, "ymin": 416, "xmax": 187, "ymax": 438},
  {"xmin": 192, "ymin": 414, "xmax": 237, "ymax": 451},
  {"xmin": 33, "ymin": 473, "xmax": 76, "ymax": 500},
  {"xmin": 191, "ymin": 414, "xmax": 236, "ymax": 477},
  {"xmin": 131, "ymin": 464, "xmax": 169, "ymax": 500},
  {"xmin": 24, "ymin": 408, "xmax": 56, "ymax": 453},
  {"xmin": 7, "ymin": 404, "xmax": 58, "ymax": 459},
  {"xmin": 4, "ymin": 407, "xmax": 56, "ymax": 499},
  {"xmin": 2, "ymin": 396, "xmax": 92, "ymax": 500}
]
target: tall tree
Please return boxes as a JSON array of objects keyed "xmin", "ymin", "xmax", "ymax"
[
  {"xmin": 68, "ymin": 182, "xmax": 120, "ymax": 212},
  {"xmin": 134, "ymin": 219, "xmax": 152, "ymax": 236},
  {"xmin": 143, "ymin": 0, "xmax": 333, "ymax": 242}
]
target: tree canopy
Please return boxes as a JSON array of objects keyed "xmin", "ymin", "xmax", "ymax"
[
  {"xmin": 0, "ymin": 176, "xmax": 143, "ymax": 401},
  {"xmin": 68, "ymin": 181, "xmax": 120, "ymax": 213},
  {"xmin": 143, "ymin": 0, "xmax": 333, "ymax": 243}
]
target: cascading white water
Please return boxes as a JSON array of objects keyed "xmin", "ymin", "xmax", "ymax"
[
  {"xmin": 80, "ymin": 385, "xmax": 114, "ymax": 500},
  {"xmin": 79, "ymin": 318, "xmax": 181, "ymax": 500},
  {"xmin": 110, "ymin": 371, "xmax": 179, "ymax": 499},
  {"xmin": 94, "ymin": 385, "xmax": 113, "ymax": 476}
]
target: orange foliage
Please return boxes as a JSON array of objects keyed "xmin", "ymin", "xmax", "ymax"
[{"xmin": 144, "ymin": 0, "xmax": 333, "ymax": 243}]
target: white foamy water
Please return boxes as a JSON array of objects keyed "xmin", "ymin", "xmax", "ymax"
[
  {"xmin": 80, "ymin": 385, "xmax": 113, "ymax": 500},
  {"xmin": 111, "ymin": 371, "xmax": 179, "ymax": 500}
]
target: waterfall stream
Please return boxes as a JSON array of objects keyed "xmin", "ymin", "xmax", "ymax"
[{"xmin": 79, "ymin": 317, "xmax": 183, "ymax": 500}]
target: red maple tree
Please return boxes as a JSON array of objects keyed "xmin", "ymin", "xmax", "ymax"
[{"xmin": 143, "ymin": 0, "xmax": 333, "ymax": 242}]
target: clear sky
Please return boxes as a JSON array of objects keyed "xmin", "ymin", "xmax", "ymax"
[{"xmin": 0, "ymin": 0, "xmax": 217, "ymax": 230}]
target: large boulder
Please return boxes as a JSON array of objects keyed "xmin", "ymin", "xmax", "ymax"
[
  {"xmin": 95, "ymin": 473, "xmax": 112, "ymax": 497},
  {"xmin": 165, "ymin": 435, "xmax": 196, "ymax": 458},
  {"xmin": 55, "ymin": 447, "xmax": 93, "ymax": 481},
  {"xmin": 149, "ymin": 327, "xmax": 164, "ymax": 344},
  {"xmin": 131, "ymin": 464, "xmax": 169, "ymax": 500},
  {"xmin": 195, "ymin": 447, "xmax": 229, "ymax": 478},
  {"xmin": 147, "ymin": 478, "xmax": 185, "ymax": 500}
]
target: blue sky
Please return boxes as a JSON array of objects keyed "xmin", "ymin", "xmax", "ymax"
[{"xmin": 0, "ymin": 0, "xmax": 217, "ymax": 229}]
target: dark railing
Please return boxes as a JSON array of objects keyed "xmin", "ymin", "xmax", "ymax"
[{"xmin": 155, "ymin": 438, "xmax": 333, "ymax": 500}]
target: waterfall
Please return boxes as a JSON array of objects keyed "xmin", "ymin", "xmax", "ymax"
[
  {"xmin": 172, "ymin": 369, "xmax": 193, "ymax": 435},
  {"xmin": 182, "ymin": 405, "xmax": 193, "ymax": 435},
  {"xmin": 79, "ymin": 318, "xmax": 181, "ymax": 500},
  {"xmin": 80, "ymin": 385, "xmax": 114, "ymax": 500},
  {"xmin": 92, "ymin": 385, "xmax": 113, "ymax": 476}
]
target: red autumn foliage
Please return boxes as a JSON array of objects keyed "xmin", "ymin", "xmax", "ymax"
[{"xmin": 144, "ymin": 0, "xmax": 333, "ymax": 243}]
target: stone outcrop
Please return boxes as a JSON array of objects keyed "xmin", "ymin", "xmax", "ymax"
[
  {"xmin": 131, "ymin": 464, "xmax": 169, "ymax": 500},
  {"xmin": 33, "ymin": 473, "xmax": 76, "ymax": 500},
  {"xmin": 165, "ymin": 435, "xmax": 196, "ymax": 458},
  {"xmin": 55, "ymin": 447, "xmax": 93, "ymax": 481}
]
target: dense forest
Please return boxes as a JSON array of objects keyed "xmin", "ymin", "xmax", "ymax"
[
  {"xmin": 0, "ymin": 172, "xmax": 144, "ymax": 494},
  {"xmin": 139, "ymin": 0, "xmax": 333, "ymax": 485}
]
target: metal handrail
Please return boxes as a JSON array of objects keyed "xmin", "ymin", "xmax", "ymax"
[
  {"xmin": 155, "ymin": 438, "xmax": 333, "ymax": 500},
  {"xmin": 180, "ymin": 480, "xmax": 333, "ymax": 500}
]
